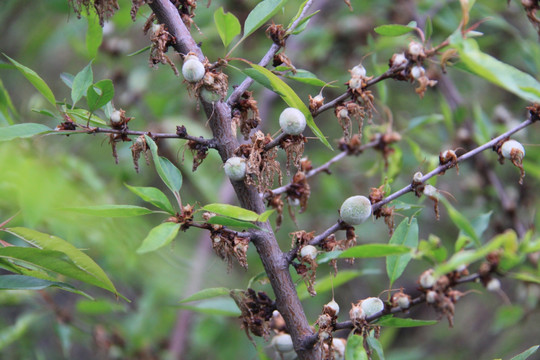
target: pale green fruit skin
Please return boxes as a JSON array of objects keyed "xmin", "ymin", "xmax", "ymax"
[
  {"xmin": 224, "ymin": 157, "xmax": 246, "ymax": 181},
  {"xmin": 501, "ymin": 139, "xmax": 525, "ymax": 159},
  {"xmin": 300, "ymin": 245, "xmax": 318, "ymax": 260},
  {"xmin": 200, "ymin": 88, "xmax": 220, "ymax": 103},
  {"xmin": 279, "ymin": 107, "xmax": 306, "ymax": 135},
  {"xmin": 182, "ymin": 58, "xmax": 205, "ymax": 83},
  {"xmin": 340, "ymin": 195, "xmax": 372, "ymax": 225},
  {"xmin": 272, "ymin": 333, "xmax": 294, "ymax": 353},
  {"xmin": 360, "ymin": 297, "xmax": 384, "ymax": 317}
]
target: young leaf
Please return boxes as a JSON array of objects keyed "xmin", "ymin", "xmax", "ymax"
[
  {"xmin": 0, "ymin": 123, "xmax": 52, "ymax": 141},
  {"xmin": 283, "ymin": 69, "xmax": 331, "ymax": 87},
  {"xmin": 71, "ymin": 61, "xmax": 93, "ymax": 106},
  {"xmin": 509, "ymin": 345, "xmax": 539, "ymax": 360},
  {"xmin": 214, "ymin": 7, "xmax": 241, "ymax": 48},
  {"xmin": 0, "ymin": 275, "xmax": 74, "ymax": 291},
  {"xmin": 386, "ymin": 217, "xmax": 419, "ymax": 287},
  {"xmin": 179, "ymin": 287, "xmax": 231, "ymax": 303},
  {"xmin": 339, "ymin": 244, "xmax": 411, "ymax": 258},
  {"xmin": 65, "ymin": 108, "xmax": 107, "ymax": 126},
  {"xmin": 257, "ymin": 209, "xmax": 275, "ymax": 222},
  {"xmin": 0, "ymin": 313, "xmax": 42, "ymax": 351},
  {"xmin": 202, "ymin": 203, "xmax": 259, "ymax": 222},
  {"xmin": 0, "ymin": 78, "xmax": 17, "ymax": 125},
  {"xmin": 177, "ymin": 297, "xmax": 241, "ymax": 316},
  {"xmin": 450, "ymin": 35, "xmax": 540, "ymax": 103},
  {"xmin": 243, "ymin": 64, "xmax": 331, "ymax": 149},
  {"xmin": 366, "ymin": 335, "xmax": 385, "ymax": 360},
  {"xmin": 86, "ymin": 79, "xmax": 114, "ymax": 112},
  {"xmin": 75, "ymin": 299, "xmax": 126, "ymax": 315},
  {"xmin": 144, "ymin": 135, "xmax": 183, "ymax": 194},
  {"xmin": 297, "ymin": 269, "xmax": 380, "ymax": 300},
  {"xmin": 374, "ymin": 24, "xmax": 415, "ymax": 37},
  {"xmin": 346, "ymin": 334, "xmax": 368, "ymax": 360},
  {"xmin": 206, "ymin": 216, "xmax": 261, "ymax": 230},
  {"xmin": 62, "ymin": 205, "xmax": 154, "ymax": 217},
  {"xmin": 85, "ymin": 13, "xmax": 103, "ymax": 59},
  {"xmin": 425, "ymin": 16, "xmax": 433, "ymax": 40},
  {"xmin": 3, "ymin": 227, "xmax": 121, "ymax": 298},
  {"xmin": 439, "ymin": 197, "xmax": 480, "ymax": 247},
  {"xmin": 125, "ymin": 184, "xmax": 176, "ymax": 215},
  {"xmin": 375, "ymin": 315, "xmax": 437, "ymax": 327},
  {"xmin": 3, "ymin": 54, "xmax": 56, "ymax": 106},
  {"xmin": 136, "ymin": 222, "xmax": 181, "ymax": 254},
  {"xmin": 243, "ymin": 0, "xmax": 288, "ymax": 40}
]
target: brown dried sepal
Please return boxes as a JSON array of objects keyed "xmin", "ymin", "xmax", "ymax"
[
  {"xmin": 130, "ymin": 135, "xmax": 150, "ymax": 172},
  {"xmin": 521, "ymin": 0, "xmax": 540, "ymax": 37},
  {"xmin": 412, "ymin": 71, "xmax": 438, "ymax": 99},
  {"xmin": 439, "ymin": 149, "xmax": 459, "ymax": 175},
  {"xmin": 370, "ymin": 185, "xmax": 394, "ymax": 234},
  {"xmin": 372, "ymin": 131, "xmax": 402, "ymax": 169},
  {"xmin": 69, "ymin": 0, "xmax": 119, "ymax": 26},
  {"xmin": 230, "ymin": 289, "xmax": 276, "ymax": 343},
  {"xmin": 148, "ymin": 24, "xmax": 179, "ymax": 76},
  {"xmin": 273, "ymin": 52, "xmax": 296, "ymax": 74},
  {"xmin": 347, "ymin": 79, "xmax": 376, "ymax": 123},
  {"xmin": 319, "ymin": 228, "xmax": 357, "ymax": 275},
  {"xmin": 170, "ymin": 0, "xmax": 199, "ymax": 30},
  {"xmin": 291, "ymin": 231, "xmax": 317, "ymax": 296},
  {"xmin": 240, "ymin": 131, "xmax": 282, "ymax": 193},
  {"xmin": 493, "ymin": 138, "xmax": 526, "ymax": 185},
  {"xmin": 210, "ymin": 229, "xmax": 250, "ymax": 270},
  {"xmin": 527, "ymin": 103, "xmax": 540, "ymax": 122},
  {"xmin": 286, "ymin": 171, "xmax": 310, "ymax": 214},
  {"xmin": 56, "ymin": 113, "xmax": 77, "ymax": 132},
  {"xmin": 109, "ymin": 109, "xmax": 133, "ymax": 129},
  {"xmin": 335, "ymin": 102, "xmax": 366, "ymax": 142},
  {"xmin": 280, "ymin": 135, "xmax": 306, "ymax": 175},
  {"xmin": 131, "ymin": 0, "xmax": 149, "ymax": 21},
  {"xmin": 338, "ymin": 134, "xmax": 363, "ymax": 155},
  {"xmin": 309, "ymin": 94, "xmax": 325, "ymax": 112},
  {"xmin": 232, "ymin": 91, "xmax": 261, "ymax": 140},
  {"xmin": 266, "ymin": 22, "xmax": 286, "ymax": 47},
  {"xmin": 186, "ymin": 139, "xmax": 209, "ymax": 172},
  {"xmin": 316, "ymin": 311, "xmax": 335, "ymax": 358},
  {"xmin": 391, "ymin": 290, "xmax": 412, "ymax": 312},
  {"xmin": 266, "ymin": 193, "xmax": 284, "ymax": 230}
]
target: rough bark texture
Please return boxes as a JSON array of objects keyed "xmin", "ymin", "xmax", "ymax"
[{"xmin": 148, "ymin": 1, "xmax": 320, "ymax": 358}]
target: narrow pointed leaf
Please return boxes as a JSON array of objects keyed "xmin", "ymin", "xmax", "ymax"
[
  {"xmin": 87, "ymin": 79, "xmax": 114, "ymax": 112},
  {"xmin": 375, "ymin": 315, "xmax": 437, "ymax": 327},
  {"xmin": 0, "ymin": 124, "xmax": 52, "ymax": 141},
  {"xmin": 137, "ymin": 222, "xmax": 181, "ymax": 254},
  {"xmin": 257, "ymin": 209, "xmax": 275, "ymax": 222},
  {"xmin": 214, "ymin": 7, "xmax": 241, "ymax": 48},
  {"xmin": 374, "ymin": 24, "xmax": 415, "ymax": 36},
  {"xmin": 86, "ymin": 13, "xmax": 103, "ymax": 59},
  {"xmin": 243, "ymin": 0, "xmax": 288, "ymax": 40},
  {"xmin": 203, "ymin": 203, "xmax": 259, "ymax": 222},
  {"xmin": 125, "ymin": 184, "xmax": 175, "ymax": 215},
  {"xmin": 386, "ymin": 217, "xmax": 418, "ymax": 287},
  {"xmin": 297, "ymin": 269, "xmax": 380, "ymax": 300},
  {"xmin": 177, "ymin": 297, "xmax": 240, "ymax": 316},
  {"xmin": 144, "ymin": 135, "xmax": 183, "ymax": 193},
  {"xmin": 0, "ymin": 275, "xmax": 91, "ymax": 298},
  {"xmin": 179, "ymin": 287, "xmax": 230, "ymax": 303},
  {"xmin": 3, "ymin": 54, "xmax": 56, "ymax": 106},
  {"xmin": 71, "ymin": 61, "xmax": 93, "ymax": 106},
  {"xmin": 340, "ymin": 244, "xmax": 411, "ymax": 258},
  {"xmin": 440, "ymin": 197, "xmax": 480, "ymax": 247},
  {"xmin": 510, "ymin": 345, "xmax": 539, "ymax": 360},
  {"xmin": 206, "ymin": 216, "xmax": 261, "ymax": 230},
  {"xmin": 62, "ymin": 205, "xmax": 154, "ymax": 217}
]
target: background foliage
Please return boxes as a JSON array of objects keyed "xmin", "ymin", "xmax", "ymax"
[{"xmin": 0, "ymin": 0, "xmax": 539, "ymax": 359}]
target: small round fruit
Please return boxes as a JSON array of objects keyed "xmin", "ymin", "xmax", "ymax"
[
  {"xmin": 396, "ymin": 295, "xmax": 410, "ymax": 310},
  {"xmin": 411, "ymin": 65, "xmax": 425, "ymax": 79},
  {"xmin": 351, "ymin": 64, "xmax": 366, "ymax": 78},
  {"xmin": 419, "ymin": 269, "xmax": 436, "ymax": 289},
  {"xmin": 182, "ymin": 58, "xmax": 205, "ymax": 83},
  {"xmin": 426, "ymin": 290, "xmax": 437, "ymax": 303},
  {"xmin": 325, "ymin": 299, "xmax": 340, "ymax": 315},
  {"xmin": 300, "ymin": 245, "xmax": 318, "ymax": 261},
  {"xmin": 279, "ymin": 107, "xmax": 306, "ymax": 135},
  {"xmin": 200, "ymin": 88, "xmax": 221, "ymax": 103},
  {"xmin": 272, "ymin": 333, "xmax": 294, "ymax": 353},
  {"xmin": 423, "ymin": 184, "xmax": 438, "ymax": 198},
  {"xmin": 340, "ymin": 195, "xmax": 372, "ymax": 225},
  {"xmin": 348, "ymin": 76, "xmax": 362, "ymax": 90},
  {"xmin": 333, "ymin": 338, "xmax": 347, "ymax": 360},
  {"xmin": 110, "ymin": 109, "xmax": 122, "ymax": 125},
  {"xmin": 391, "ymin": 52, "xmax": 408, "ymax": 67},
  {"xmin": 501, "ymin": 139, "xmax": 525, "ymax": 160},
  {"xmin": 413, "ymin": 171, "xmax": 423, "ymax": 184},
  {"xmin": 360, "ymin": 297, "xmax": 384, "ymax": 317},
  {"xmin": 408, "ymin": 41, "xmax": 423, "ymax": 57},
  {"xmin": 224, "ymin": 157, "xmax": 246, "ymax": 181},
  {"xmin": 486, "ymin": 278, "xmax": 501, "ymax": 292}
]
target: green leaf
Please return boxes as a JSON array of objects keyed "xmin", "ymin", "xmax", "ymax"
[
  {"xmin": 214, "ymin": 7, "xmax": 241, "ymax": 48},
  {"xmin": 0, "ymin": 313, "xmax": 42, "ymax": 351},
  {"xmin": 0, "ymin": 78, "xmax": 17, "ymax": 125},
  {"xmin": 243, "ymin": 64, "xmax": 331, "ymax": 149},
  {"xmin": 257, "ymin": 209, "xmax": 275, "ymax": 222},
  {"xmin": 439, "ymin": 197, "xmax": 480, "ymax": 247},
  {"xmin": 284, "ymin": 69, "xmax": 330, "ymax": 87},
  {"xmin": 4, "ymin": 227, "xmax": 121, "ymax": 297},
  {"xmin": 346, "ymin": 334, "xmax": 368, "ymax": 360},
  {"xmin": 3, "ymin": 54, "xmax": 56, "ymax": 106},
  {"xmin": 206, "ymin": 216, "xmax": 261, "ymax": 230},
  {"xmin": 202, "ymin": 203, "xmax": 259, "ymax": 222},
  {"xmin": 177, "ymin": 297, "xmax": 241, "ymax": 316},
  {"xmin": 85, "ymin": 13, "xmax": 103, "ymax": 59},
  {"xmin": 0, "ymin": 247, "xmax": 112, "ymax": 293},
  {"xmin": 374, "ymin": 24, "xmax": 415, "ymax": 37},
  {"xmin": 492, "ymin": 305, "xmax": 524, "ymax": 332},
  {"xmin": 339, "ymin": 244, "xmax": 411, "ymax": 258},
  {"xmin": 86, "ymin": 79, "xmax": 114, "ymax": 112},
  {"xmin": 0, "ymin": 275, "xmax": 74, "ymax": 291},
  {"xmin": 297, "ymin": 269, "xmax": 380, "ymax": 300},
  {"xmin": 136, "ymin": 222, "xmax": 181, "ymax": 254},
  {"xmin": 450, "ymin": 35, "xmax": 540, "ymax": 103},
  {"xmin": 0, "ymin": 123, "xmax": 52, "ymax": 141},
  {"xmin": 425, "ymin": 16, "xmax": 433, "ymax": 41},
  {"xmin": 125, "ymin": 184, "xmax": 175, "ymax": 215},
  {"xmin": 144, "ymin": 135, "xmax": 183, "ymax": 194},
  {"xmin": 375, "ymin": 315, "xmax": 437, "ymax": 327},
  {"xmin": 366, "ymin": 335, "xmax": 385, "ymax": 360},
  {"xmin": 65, "ymin": 108, "xmax": 106, "ymax": 126},
  {"xmin": 62, "ymin": 205, "xmax": 154, "ymax": 217},
  {"xmin": 75, "ymin": 299, "xmax": 126, "ymax": 315},
  {"xmin": 71, "ymin": 61, "xmax": 93, "ymax": 106},
  {"xmin": 127, "ymin": 45, "xmax": 151, "ymax": 57},
  {"xmin": 60, "ymin": 73, "xmax": 74, "ymax": 89},
  {"xmin": 243, "ymin": 0, "xmax": 288, "ymax": 40},
  {"xmin": 386, "ymin": 217, "xmax": 418, "ymax": 287},
  {"xmin": 179, "ymin": 287, "xmax": 231, "ymax": 303},
  {"xmin": 509, "ymin": 345, "xmax": 539, "ymax": 360}
]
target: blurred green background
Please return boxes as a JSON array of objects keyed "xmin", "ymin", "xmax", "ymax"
[{"xmin": 0, "ymin": 0, "xmax": 539, "ymax": 359}]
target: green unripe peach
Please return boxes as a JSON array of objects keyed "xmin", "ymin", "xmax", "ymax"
[
  {"xmin": 182, "ymin": 58, "xmax": 205, "ymax": 83},
  {"xmin": 224, "ymin": 157, "xmax": 246, "ymax": 181},
  {"xmin": 339, "ymin": 195, "xmax": 372, "ymax": 225},
  {"xmin": 279, "ymin": 107, "xmax": 306, "ymax": 135}
]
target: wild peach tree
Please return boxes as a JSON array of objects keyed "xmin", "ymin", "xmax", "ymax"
[{"xmin": 1, "ymin": 0, "xmax": 540, "ymax": 359}]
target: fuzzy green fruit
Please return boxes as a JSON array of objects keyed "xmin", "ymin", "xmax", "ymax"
[
  {"xmin": 224, "ymin": 157, "xmax": 246, "ymax": 181},
  {"xmin": 279, "ymin": 107, "xmax": 306, "ymax": 135},
  {"xmin": 340, "ymin": 195, "xmax": 372, "ymax": 225},
  {"xmin": 182, "ymin": 58, "xmax": 205, "ymax": 83}
]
